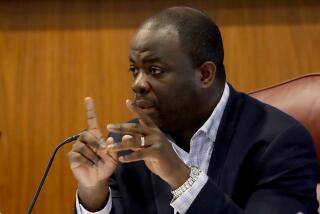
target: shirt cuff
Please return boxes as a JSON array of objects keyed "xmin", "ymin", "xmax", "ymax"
[
  {"xmin": 75, "ymin": 188, "xmax": 112, "ymax": 214},
  {"xmin": 170, "ymin": 171, "xmax": 208, "ymax": 214}
]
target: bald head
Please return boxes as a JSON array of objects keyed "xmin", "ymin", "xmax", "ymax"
[{"xmin": 137, "ymin": 6, "xmax": 225, "ymax": 80}]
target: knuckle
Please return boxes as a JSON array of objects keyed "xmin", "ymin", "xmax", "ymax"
[
  {"xmin": 81, "ymin": 133, "xmax": 99, "ymax": 147},
  {"xmin": 122, "ymin": 135, "xmax": 133, "ymax": 141},
  {"xmin": 67, "ymin": 152, "xmax": 73, "ymax": 161},
  {"xmin": 133, "ymin": 151, "xmax": 142, "ymax": 158},
  {"xmin": 86, "ymin": 131, "xmax": 98, "ymax": 141},
  {"xmin": 153, "ymin": 143, "xmax": 162, "ymax": 150},
  {"xmin": 154, "ymin": 128, "xmax": 162, "ymax": 135},
  {"xmin": 67, "ymin": 152, "xmax": 80, "ymax": 162},
  {"xmin": 126, "ymin": 138, "xmax": 135, "ymax": 146},
  {"xmin": 120, "ymin": 140, "xmax": 128, "ymax": 148},
  {"xmin": 72, "ymin": 141, "xmax": 82, "ymax": 150},
  {"xmin": 133, "ymin": 123, "xmax": 140, "ymax": 129},
  {"xmin": 78, "ymin": 144, "xmax": 86, "ymax": 153},
  {"xmin": 79, "ymin": 131, "xmax": 89, "ymax": 140},
  {"xmin": 72, "ymin": 142, "xmax": 78, "ymax": 150}
]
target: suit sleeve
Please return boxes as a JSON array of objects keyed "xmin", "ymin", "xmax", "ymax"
[
  {"xmin": 108, "ymin": 174, "xmax": 126, "ymax": 214},
  {"xmin": 186, "ymin": 124, "xmax": 318, "ymax": 214}
]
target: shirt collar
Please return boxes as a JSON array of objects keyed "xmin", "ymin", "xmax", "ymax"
[{"xmin": 193, "ymin": 83, "xmax": 230, "ymax": 142}]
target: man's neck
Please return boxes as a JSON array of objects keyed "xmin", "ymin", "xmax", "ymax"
[{"xmin": 170, "ymin": 81, "xmax": 225, "ymax": 152}]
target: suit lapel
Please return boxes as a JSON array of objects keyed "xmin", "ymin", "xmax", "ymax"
[
  {"xmin": 150, "ymin": 173, "xmax": 174, "ymax": 214},
  {"xmin": 208, "ymin": 85, "xmax": 245, "ymax": 185}
]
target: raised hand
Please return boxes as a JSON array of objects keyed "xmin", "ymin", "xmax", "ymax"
[
  {"xmin": 107, "ymin": 99, "xmax": 190, "ymax": 190},
  {"xmin": 67, "ymin": 97, "xmax": 118, "ymax": 211}
]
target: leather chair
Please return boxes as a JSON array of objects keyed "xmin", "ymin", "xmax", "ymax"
[{"xmin": 249, "ymin": 73, "xmax": 320, "ymax": 210}]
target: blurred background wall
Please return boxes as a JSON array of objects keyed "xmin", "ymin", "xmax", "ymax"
[{"xmin": 0, "ymin": 0, "xmax": 319, "ymax": 213}]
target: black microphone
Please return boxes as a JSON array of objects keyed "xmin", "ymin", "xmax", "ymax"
[{"xmin": 27, "ymin": 133, "xmax": 81, "ymax": 214}]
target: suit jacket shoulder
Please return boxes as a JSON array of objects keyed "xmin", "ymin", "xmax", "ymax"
[{"xmin": 189, "ymin": 85, "xmax": 318, "ymax": 213}]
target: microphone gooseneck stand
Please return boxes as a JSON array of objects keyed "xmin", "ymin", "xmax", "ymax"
[{"xmin": 27, "ymin": 133, "xmax": 80, "ymax": 214}]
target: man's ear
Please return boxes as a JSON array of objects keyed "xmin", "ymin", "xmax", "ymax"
[{"xmin": 197, "ymin": 61, "xmax": 216, "ymax": 88}]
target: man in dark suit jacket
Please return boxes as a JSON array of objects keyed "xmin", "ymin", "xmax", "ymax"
[{"xmin": 68, "ymin": 6, "xmax": 318, "ymax": 214}]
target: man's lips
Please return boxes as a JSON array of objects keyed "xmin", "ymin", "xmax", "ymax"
[
  {"xmin": 139, "ymin": 106, "xmax": 156, "ymax": 114},
  {"xmin": 134, "ymin": 100, "xmax": 157, "ymax": 114}
]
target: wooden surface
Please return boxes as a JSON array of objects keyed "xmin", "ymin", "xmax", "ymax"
[{"xmin": 0, "ymin": 0, "xmax": 319, "ymax": 213}]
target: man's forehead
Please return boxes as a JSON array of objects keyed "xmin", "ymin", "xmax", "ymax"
[
  {"xmin": 131, "ymin": 24, "xmax": 179, "ymax": 49},
  {"xmin": 137, "ymin": 23, "xmax": 177, "ymax": 35},
  {"xmin": 129, "ymin": 23, "xmax": 185, "ymax": 65}
]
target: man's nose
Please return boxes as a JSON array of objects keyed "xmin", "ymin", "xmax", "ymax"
[{"xmin": 131, "ymin": 71, "xmax": 150, "ymax": 95}]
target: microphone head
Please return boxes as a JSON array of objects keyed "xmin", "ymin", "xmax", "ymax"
[{"xmin": 65, "ymin": 133, "xmax": 81, "ymax": 143}]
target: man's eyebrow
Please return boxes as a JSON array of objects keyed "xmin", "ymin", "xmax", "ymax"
[
  {"xmin": 142, "ymin": 57, "xmax": 162, "ymax": 64},
  {"xmin": 129, "ymin": 56, "xmax": 163, "ymax": 64}
]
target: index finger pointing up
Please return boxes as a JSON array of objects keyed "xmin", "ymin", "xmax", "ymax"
[{"xmin": 85, "ymin": 97, "xmax": 102, "ymax": 138}]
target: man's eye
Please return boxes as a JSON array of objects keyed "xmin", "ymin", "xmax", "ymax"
[
  {"xmin": 129, "ymin": 66, "xmax": 139, "ymax": 74},
  {"xmin": 150, "ymin": 67, "xmax": 164, "ymax": 75}
]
